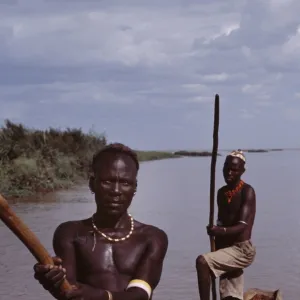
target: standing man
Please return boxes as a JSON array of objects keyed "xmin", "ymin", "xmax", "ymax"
[
  {"xmin": 33, "ymin": 143, "xmax": 168, "ymax": 300},
  {"xmin": 196, "ymin": 150, "xmax": 256, "ymax": 300}
]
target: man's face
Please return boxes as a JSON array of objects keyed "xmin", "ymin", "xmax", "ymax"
[
  {"xmin": 90, "ymin": 153, "xmax": 137, "ymax": 217},
  {"xmin": 223, "ymin": 156, "xmax": 245, "ymax": 186}
]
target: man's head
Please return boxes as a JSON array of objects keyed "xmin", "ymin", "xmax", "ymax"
[
  {"xmin": 89, "ymin": 143, "xmax": 139, "ymax": 217},
  {"xmin": 223, "ymin": 149, "xmax": 246, "ymax": 186}
]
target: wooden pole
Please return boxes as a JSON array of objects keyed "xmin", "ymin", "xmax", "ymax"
[
  {"xmin": 209, "ymin": 94, "xmax": 220, "ymax": 300},
  {"xmin": 0, "ymin": 194, "xmax": 72, "ymax": 292}
]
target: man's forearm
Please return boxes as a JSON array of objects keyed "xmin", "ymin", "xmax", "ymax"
[
  {"xmin": 111, "ymin": 289, "xmax": 148, "ymax": 300},
  {"xmin": 79, "ymin": 283, "xmax": 148, "ymax": 300},
  {"xmin": 218, "ymin": 223, "xmax": 246, "ymax": 236},
  {"xmin": 80, "ymin": 283, "xmax": 107, "ymax": 300}
]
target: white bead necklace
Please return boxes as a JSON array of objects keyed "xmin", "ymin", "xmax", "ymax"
[{"xmin": 91, "ymin": 213, "xmax": 134, "ymax": 249}]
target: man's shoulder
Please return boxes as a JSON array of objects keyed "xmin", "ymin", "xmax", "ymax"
[
  {"xmin": 242, "ymin": 182, "xmax": 255, "ymax": 193},
  {"xmin": 53, "ymin": 219, "xmax": 86, "ymax": 239},
  {"xmin": 134, "ymin": 220, "xmax": 168, "ymax": 244},
  {"xmin": 241, "ymin": 182, "xmax": 256, "ymax": 205}
]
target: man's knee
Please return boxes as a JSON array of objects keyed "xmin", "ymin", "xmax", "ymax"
[{"xmin": 195, "ymin": 255, "xmax": 208, "ymax": 270}]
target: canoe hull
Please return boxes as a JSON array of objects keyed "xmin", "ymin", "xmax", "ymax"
[{"xmin": 244, "ymin": 288, "xmax": 282, "ymax": 300}]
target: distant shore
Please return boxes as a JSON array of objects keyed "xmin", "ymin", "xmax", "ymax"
[
  {"xmin": 172, "ymin": 148, "xmax": 284, "ymax": 156},
  {"xmin": 0, "ymin": 120, "xmax": 286, "ymax": 200},
  {"xmin": 0, "ymin": 120, "xmax": 183, "ymax": 200},
  {"xmin": 242, "ymin": 148, "xmax": 283, "ymax": 153},
  {"xmin": 136, "ymin": 151, "xmax": 179, "ymax": 162},
  {"xmin": 173, "ymin": 150, "xmax": 221, "ymax": 157}
]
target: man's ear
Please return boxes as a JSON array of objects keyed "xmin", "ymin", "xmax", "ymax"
[{"xmin": 89, "ymin": 176, "xmax": 95, "ymax": 194}]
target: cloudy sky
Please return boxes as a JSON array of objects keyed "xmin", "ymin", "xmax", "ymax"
[{"xmin": 0, "ymin": 0, "xmax": 299, "ymax": 150}]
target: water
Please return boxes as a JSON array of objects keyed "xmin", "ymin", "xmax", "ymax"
[{"xmin": 1, "ymin": 150, "xmax": 299, "ymax": 299}]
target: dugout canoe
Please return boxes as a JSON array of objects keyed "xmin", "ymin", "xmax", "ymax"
[{"xmin": 244, "ymin": 288, "xmax": 282, "ymax": 300}]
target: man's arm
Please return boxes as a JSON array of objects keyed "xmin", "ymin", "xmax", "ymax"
[
  {"xmin": 215, "ymin": 189, "xmax": 223, "ymax": 249},
  {"xmin": 52, "ymin": 221, "xmax": 78, "ymax": 285},
  {"xmin": 216, "ymin": 189, "xmax": 222, "ymax": 226},
  {"xmin": 219, "ymin": 185, "xmax": 256, "ymax": 236},
  {"xmin": 110, "ymin": 227, "xmax": 169, "ymax": 300}
]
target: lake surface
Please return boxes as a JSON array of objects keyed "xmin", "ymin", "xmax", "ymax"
[{"xmin": 1, "ymin": 150, "xmax": 299, "ymax": 299}]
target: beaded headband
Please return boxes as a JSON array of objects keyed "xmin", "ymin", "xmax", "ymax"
[{"xmin": 229, "ymin": 149, "xmax": 246, "ymax": 163}]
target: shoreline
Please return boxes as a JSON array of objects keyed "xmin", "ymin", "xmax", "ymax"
[
  {"xmin": 0, "ymin": 120, "xmax": 287, "ymax": 201},
  {"xmin": 220, "ymin": 148, "xmax": 284, "ymax": 153},
  {"xmin": 2, "ymin": 150, "xmax": 181, "ymax": 201},
  {"xmin": 242, "ymin": 148, "xmax": 283, "ymax": 153},
  {"xmin": 173, "ymin": 150, "xmax": 221, "ymax": 157},
  {"xmin": 5, "ymin": 151, "xmax": 220, "ymax": 201},
  {"xmin": 2, "ymin": 150, "xmax": 217, "ymax": 201},
  {"xmin": 1, "ymin": 146, "xmax": 286, "ymax": 201}
]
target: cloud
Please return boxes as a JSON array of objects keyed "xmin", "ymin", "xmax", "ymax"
[
  {"xmin": 284, "ymin": 107, "xmax": 300, "ymax": 121},
  {"xmin": 239, "ymin": 108, "xmax": 256, "ymax": 119},
  {"xmin": 187, "ymin": 96, "xmax": 214, "ymax": 103},
  {"xmin": 242, "ymin": 84, "xmax": 262, "ymax": 94},
  {"xmin": 0, "ymin": 0, "xmax": 299, "ymax": 149},
  {"xmin": 0, "ymin": 2, "xmax": 233, "ymax": 67},
  {"xmin": 201, "ymin": 73, "xmax": 230, "ymax": 82}
]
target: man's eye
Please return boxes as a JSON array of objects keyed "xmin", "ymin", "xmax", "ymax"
[{"xmin": 102, "ymin": 180, "xmax": 111, "ymax": 184}]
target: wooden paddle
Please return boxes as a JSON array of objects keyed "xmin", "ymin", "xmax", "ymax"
[
  {"xmin": 0, "ymin": 193, "xmax": 72, "ymax": 292},
  {"xmin": 209, "ymin": 94, "xmax": 220, "ymax": 300}
]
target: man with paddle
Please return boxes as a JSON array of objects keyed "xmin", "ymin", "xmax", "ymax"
[
  {"xmin": 196, "ymin": 150, "xmax": 256, "ymax": 300},
  {"xmin": 33, "ymin": 143, "xmax": 168, "ymax": 300}
]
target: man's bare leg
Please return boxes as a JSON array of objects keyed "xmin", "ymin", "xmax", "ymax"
[{"xmin": 196, "ymin": 255, "xmax": 212, "ymax": 300}]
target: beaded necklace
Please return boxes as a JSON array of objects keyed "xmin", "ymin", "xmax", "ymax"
[
  {"xmin": 90, "ymin": 214, "xmax": 134, "ymax": 251},
  {"xmin": 225, "ymin": 180, "xmax": 244, "ymax": 203}
]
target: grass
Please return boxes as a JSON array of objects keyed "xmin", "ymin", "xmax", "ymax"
[
  {"xmin": 173, "ymin": 150, "xmax": 219, "ymax": 156},
  {"xmin": 136, "ymin": 150, "xmax": 179, "ymax": 162},
  {"xmin": 0, "ymin": 120, "xmax": 178, "ymax": 198}
]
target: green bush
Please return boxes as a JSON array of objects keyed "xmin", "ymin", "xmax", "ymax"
[
  {"xmin": 0, "ymin": 120, "xmax": 106, "ymax": 197},
  {"xmin": 0, "ymin": 120, "xmax": 179, "ymax": 198}
]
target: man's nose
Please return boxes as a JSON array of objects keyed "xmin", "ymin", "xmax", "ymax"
[{"xmin": 112, "ymin": 182, "xmax": 121, "ymax": 193}]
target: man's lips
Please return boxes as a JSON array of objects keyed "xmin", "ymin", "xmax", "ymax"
[
  {"xmin": 104, "ymin": 199, "xmax": 123, "ymax": 208},
  {"xmin": 107, "ymin": 203, "xmax": 122, "ymax": 207}
]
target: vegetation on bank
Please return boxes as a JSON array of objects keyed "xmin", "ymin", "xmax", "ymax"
[
  {"xmin": 0, "ymin": 120, "xmax": 283, "ymax": 199},
  {"xmin": 244, "ymin": 149, "xmax": 268, "ymax": 153},
  {"xmin": 136, "ymin": 151, "xmax": 179, "ymax": 161},
  {"xmin": 173, "ymin": 150, "xmax": 220, "ymax": 157},
  {"xmin": 0, "ymin": 120, "xmax": 178, "ymax": 198},
  {"xmin": 241, "ymin": 149, "xmax": 283, "ymax": 153}
]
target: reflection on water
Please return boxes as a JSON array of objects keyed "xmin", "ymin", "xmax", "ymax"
[{"xmin": 1, "ymin": 151, "xmax": 299, "ymax": 299}]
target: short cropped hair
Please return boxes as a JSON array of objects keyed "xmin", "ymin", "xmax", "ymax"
[{"xmin": 91, "ymin": 143, "xmax": 139, "ymax": 173}]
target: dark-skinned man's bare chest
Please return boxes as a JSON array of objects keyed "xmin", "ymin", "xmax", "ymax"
[
  {"xmin": 219, "ymin": 190, "xmax": 243, "ymax": 226},
  {"xmin": 73, "ymin": 227, "xmax": 148, "ymax": 288}
]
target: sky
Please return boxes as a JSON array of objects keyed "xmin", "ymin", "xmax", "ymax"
[{"xmin": 0, "ymin": 0, "xmax": 300, "ymax": 150}]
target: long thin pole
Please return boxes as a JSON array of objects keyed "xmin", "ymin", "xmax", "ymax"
[{"xmin": 209, "ymin": 94, "xmax": 220, "ymax": 300}]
